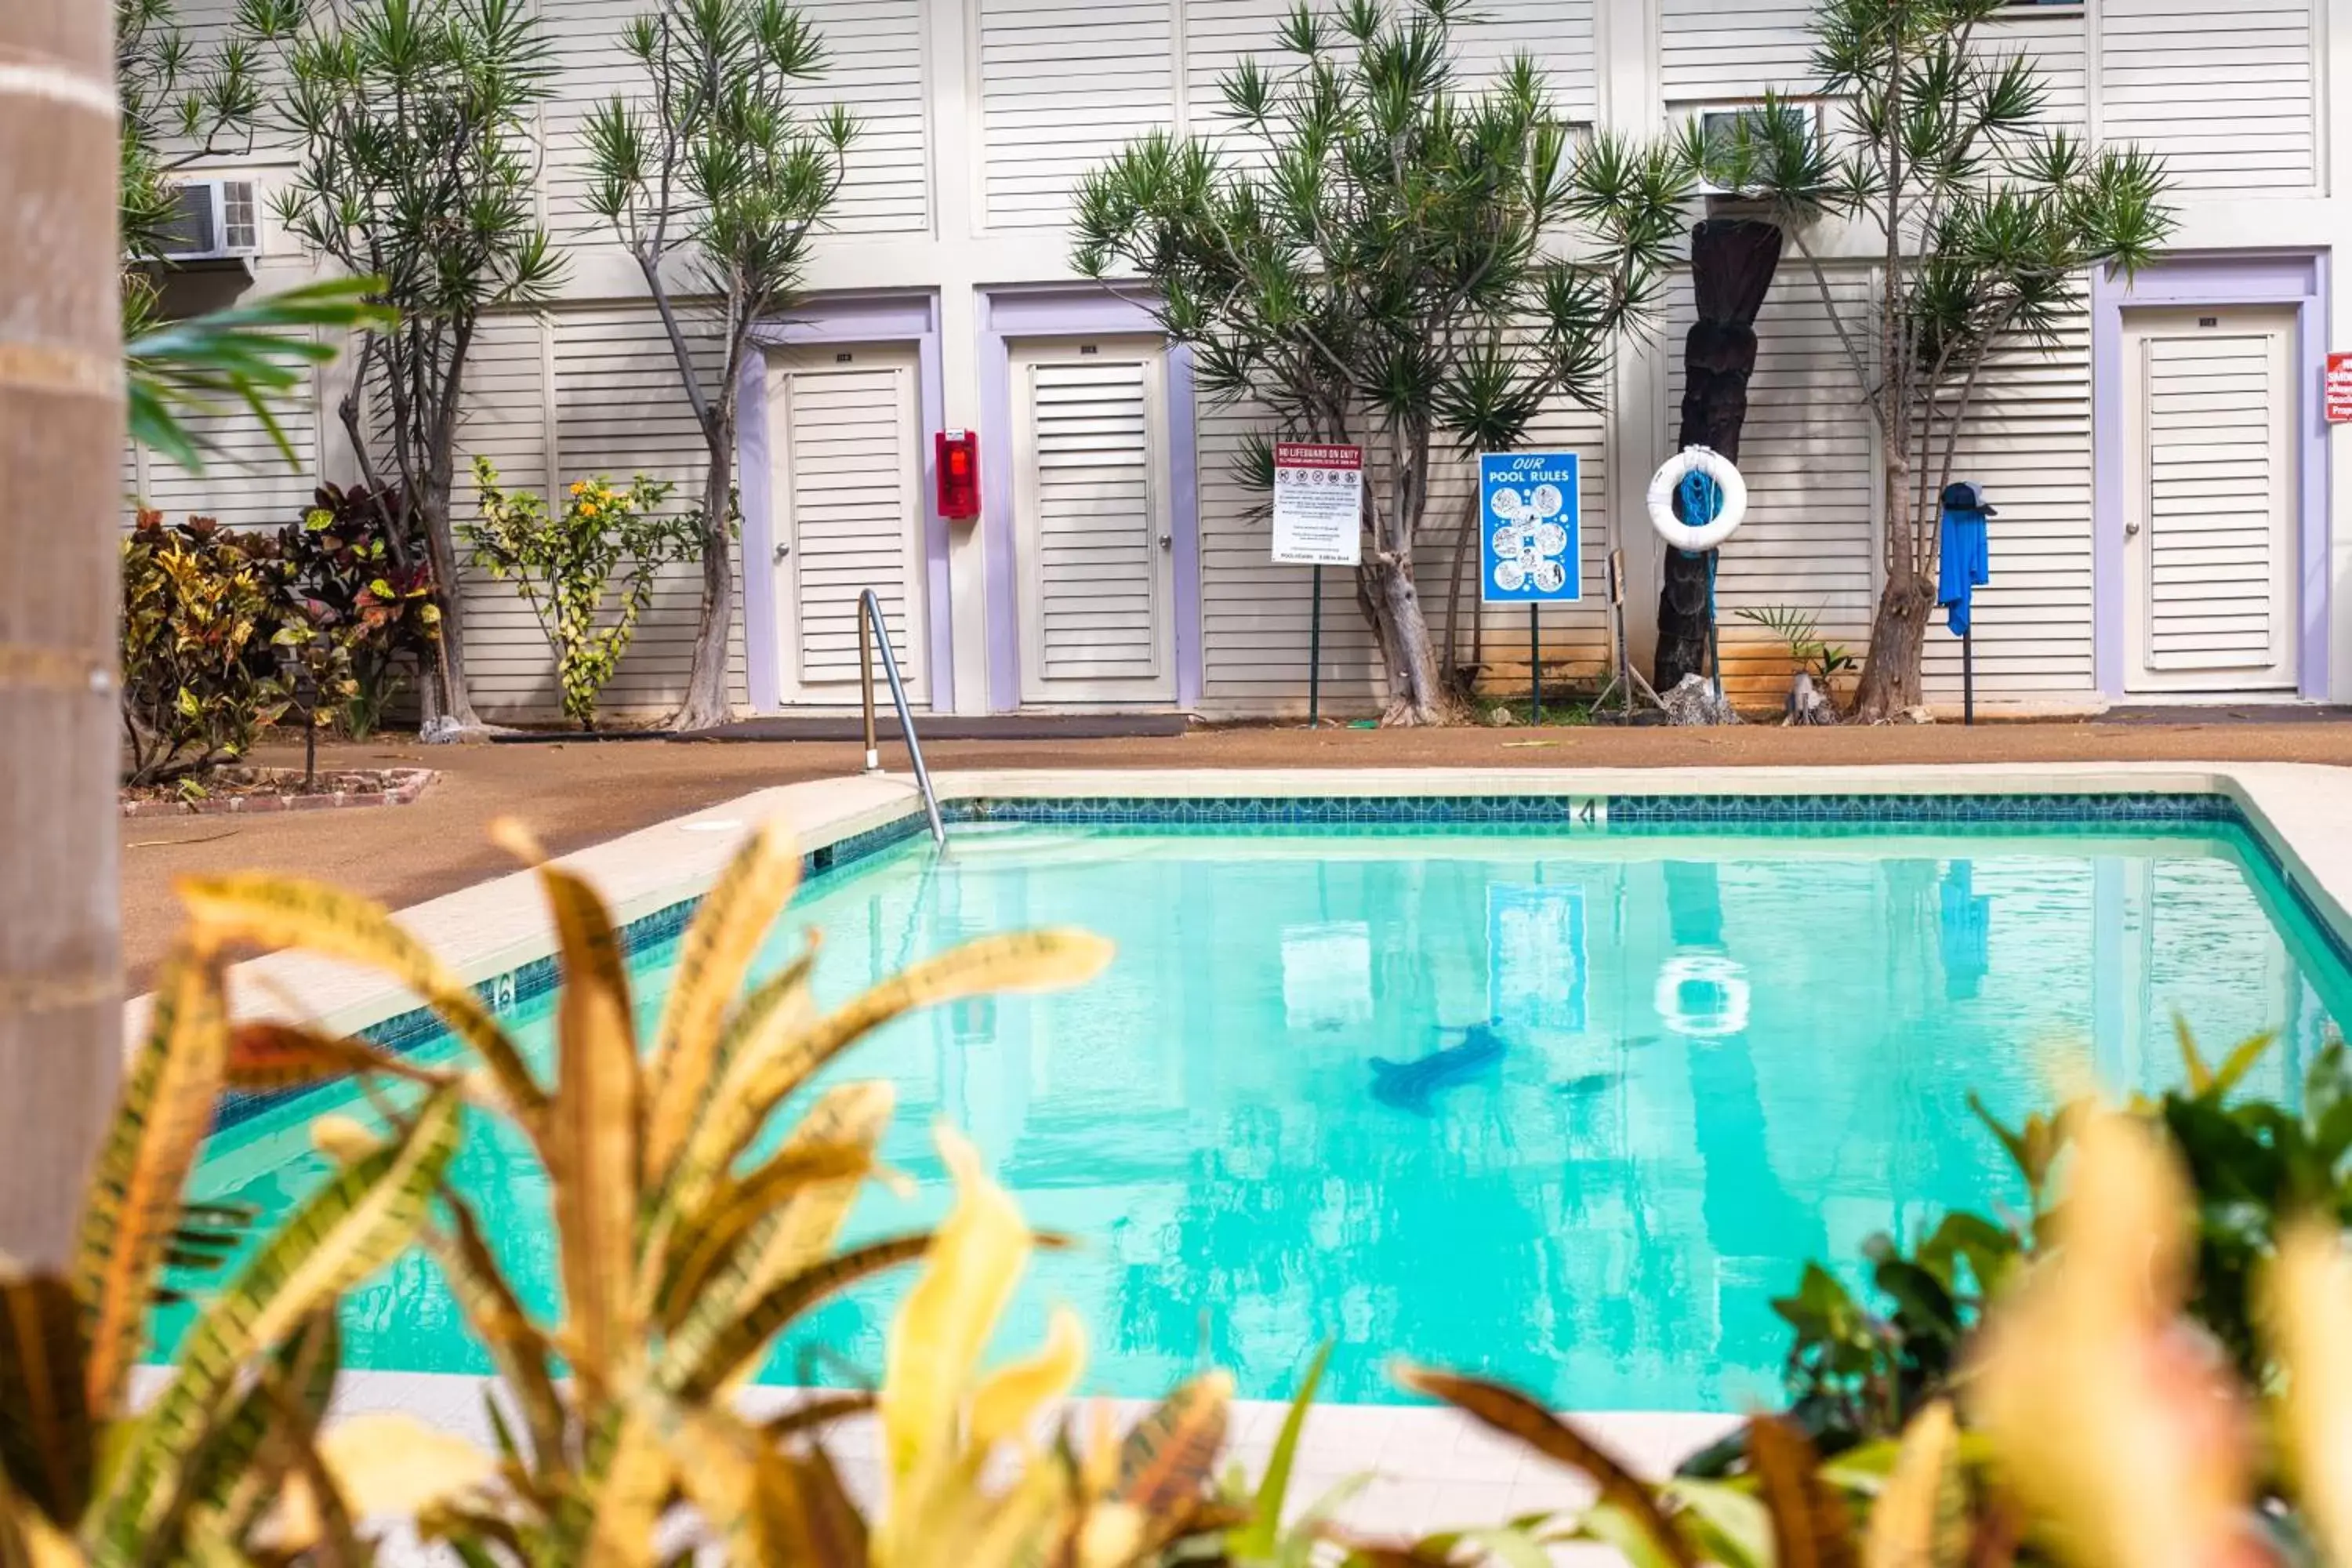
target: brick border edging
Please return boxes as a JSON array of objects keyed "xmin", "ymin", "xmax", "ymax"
[{"xmin": 120, "ymin": 767, "xmax": 437, "ymax": 819}]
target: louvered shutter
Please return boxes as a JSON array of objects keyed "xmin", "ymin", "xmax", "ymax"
[
  {"xmin": 2100, "ymin": 0, "xmax": 2317, "ymax": 193},
  {"xmin": 1018, "ymin": 355, "xmax": 1173, "ymax": 702},
  {"xmin": 2137, "ymin": 329, "xmax": 2296, "ymax": 684},
  {"xmin": 775, "ymin": 357, "xmax": 924, "ymax": 700},
  {"xmin": 978, "ymin": 0, "xmax": 1176, "ymax": 227}
]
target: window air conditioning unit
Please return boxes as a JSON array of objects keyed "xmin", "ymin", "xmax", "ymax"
[
  {"xmin": 158, "ymin": 178, "xmax": 261, "ymax": 262},
  {"xmin": 1693, "ymin": 102, "xmax": 1826, "ymax": 196}
]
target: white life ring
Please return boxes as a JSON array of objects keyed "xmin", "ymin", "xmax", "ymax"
[
  {"xmin": 1654, "ymin": 955, "xmax": 1751, "ymax": 1039},
  {"xmin": 1646, "ymin": 445, "xmax": 1748, "ymax": 553}
]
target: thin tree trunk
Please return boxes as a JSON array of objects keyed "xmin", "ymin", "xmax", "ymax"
[
  {"xmin": 1360, "ymin": 554, "xmax": 1440, "ymax": 726},
  {"xmin": 673, "ymin": 423, "xmax": 735, "ymax": 732},
  {"xmin": 1852, "ymin": 469, "xmax": 1936, "ymax": 720},
  {"xmin": 1656, "ymin": 216, "xmax": 1782, "ymax": 691},
  {"xmin": 417, "ymin": 463, "xmax": 481, "ymax": 728},
  {"xmin": 1, "ymin": 0, "xmax": 124, "ymax": 1265}
]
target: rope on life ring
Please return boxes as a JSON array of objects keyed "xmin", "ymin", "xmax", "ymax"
[{"xmin": 1646, "ymin": 445, "xmax": 1748, "ymax": 553}]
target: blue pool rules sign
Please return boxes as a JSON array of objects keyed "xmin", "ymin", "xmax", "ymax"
[{"xmin": 1479, "ymin": 452, "xmax": 1581, "ymax": 604}]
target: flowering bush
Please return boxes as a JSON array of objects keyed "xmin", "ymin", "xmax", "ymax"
[{"xmin": 463, "ymin": 458, "xmax": 696, "ymax": 728}]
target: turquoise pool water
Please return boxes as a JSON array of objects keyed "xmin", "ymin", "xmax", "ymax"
[{"xmin": 176, "ymin": 815, "xmax": 2352, "ymax": 1411}]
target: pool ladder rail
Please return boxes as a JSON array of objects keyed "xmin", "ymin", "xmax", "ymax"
[{"xmin": 857, "ymin": 587, "xmax": 946, "ymax": 847}]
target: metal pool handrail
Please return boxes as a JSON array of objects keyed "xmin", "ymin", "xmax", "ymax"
[{"xmin": 858, "ymin": 587, "xmax": 946, "ymax": 847}]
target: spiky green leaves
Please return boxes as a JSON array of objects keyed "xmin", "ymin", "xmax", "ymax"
[{"xmin": 583, "ymin": 0, "xmax": 851, "ymax": 330}]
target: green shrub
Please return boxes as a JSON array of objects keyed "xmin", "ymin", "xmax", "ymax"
[{"xmin": 464, "ymin": 458, "xmax": 696, "ymax": 729}]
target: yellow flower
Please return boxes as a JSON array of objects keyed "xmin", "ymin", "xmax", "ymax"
[
  {"xmin": 569, "ymin": 481, "xmax": 586, "ymax": 495},
  {"xmin": 579, "ymin": 501, "xmax": 599, "ymax": 517}
]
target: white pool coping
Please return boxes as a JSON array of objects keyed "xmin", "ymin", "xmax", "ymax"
[
  {"xmin": 129, "ymin": 760, "xmax": 2352, "ymax": 1548},
  {"xmin": 132, "ymin": 1365, "xmax": 1734, "ymax": 1551}
]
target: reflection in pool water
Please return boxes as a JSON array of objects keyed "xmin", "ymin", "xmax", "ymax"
[{"xmin": 176, "ymin": 821, "xmax": 2351, "ymax": 1410}]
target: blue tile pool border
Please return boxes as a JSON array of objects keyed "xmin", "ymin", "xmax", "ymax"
[
  {"xmin": 944, "ymin": 792, "xmax": 2243, "ymax": 829},
  {"xmin": 208, "ymin": 789, "xmax": 2346, "ymax": 1134}
]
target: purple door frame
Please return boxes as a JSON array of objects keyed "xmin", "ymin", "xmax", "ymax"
[
  {"xmin": 2090, "ymin": 252, "xmax": 2331, "ymax": 699},
  {"xmin": 736, "ymin": 292, "xmax": 951, "ymax": 711},
  {"xmin": 979, "ymin": 286, "xmax": 1203, "ymax": 713}
]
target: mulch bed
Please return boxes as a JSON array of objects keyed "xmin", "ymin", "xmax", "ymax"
[{"xmin": 119, "ymin": 765, "xmax": 437, "ymax": 818}]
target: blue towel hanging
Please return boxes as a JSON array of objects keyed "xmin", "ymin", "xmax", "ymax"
[{"xmin": 1938, "ymin": 483, "xmax": 1994, "ymax": 637}]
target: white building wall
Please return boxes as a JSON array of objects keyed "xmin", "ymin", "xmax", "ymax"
[{"xmin": 129, "ymin": 0, "xmax": 2352, "ymax": 720}]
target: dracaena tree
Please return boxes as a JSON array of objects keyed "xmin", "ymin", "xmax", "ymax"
[
  {"xmin": 584, "ymin": 0, "xmax": 854, "ymax": 733},
  {"xmin": 271, "ymin": 0, "xmax": 564, "ymax": 732},
  {"xmin": 1732, "ymin": 0, "xmax": 2172, "ymax": 720},
  {"xmin": 1073, "ymin": 0, "xmax": 1690, "ymax": 727}
]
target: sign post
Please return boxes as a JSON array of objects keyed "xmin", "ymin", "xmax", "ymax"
[
  {"xmin": 1272, "ymin": 442, "xmax": 1364, "ymax": 727},
  {"xmin": 1478, "ymin": 452, "xmax": 1583, "ymax": 722}
]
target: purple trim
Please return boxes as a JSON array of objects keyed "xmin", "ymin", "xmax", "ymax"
[
  {"xmin": 2091, "ymin": 253, "xmax": 2330, "ymax": 699},
  {"xmin": 734, "ymin": 354, "xmax": 779, "ymax": 710},
  {"xmin": 978, "ymin": 286, "xmax": 1203, "ymax": 712},
  {"xmin": 979, "ymin": 320, "xmax": 1017, "ymax": 712},
  {"xmin": 743, "ymin": 293, "xmax": 952, "ymax": 708},
  {"xmin": 1167, "ymin": 343, "xmax": 1203, "ymax": 710}
]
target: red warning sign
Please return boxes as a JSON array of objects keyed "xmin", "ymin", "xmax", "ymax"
[{"xmin": 2327, "ymin": 352, "xmax": 2352, "ymax": 424}]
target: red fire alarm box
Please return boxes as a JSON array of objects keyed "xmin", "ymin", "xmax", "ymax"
[{"xmin": 935, "ymin": 429, "xmax": 981, "ymax": 520}]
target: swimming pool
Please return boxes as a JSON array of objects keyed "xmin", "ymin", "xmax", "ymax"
[{"xmin": 175, "ymin": 796, "xmax": 2352, "ymax": 1411}]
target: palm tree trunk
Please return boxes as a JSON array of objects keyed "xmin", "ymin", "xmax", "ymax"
[
  {"xmin": 1655, "ymin": 217, "xmax": 1783, "ymax": 691},
  {"xmin": 1, "ymin": 0, "xmax": 125, "ymax": 1265}
]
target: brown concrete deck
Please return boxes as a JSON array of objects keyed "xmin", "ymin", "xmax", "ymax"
[{"xmin": 118, "ymin": 719, "xmax": 2352, "ymax": 991}]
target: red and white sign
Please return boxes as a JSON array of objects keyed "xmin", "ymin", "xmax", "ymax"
[
  {"xmin": 1270, "ymin": 442, "xmax": 1363, "ymax": 567},
  {"xmin": 2327, "ymin": 354, "xmax": 2352, "ymax": 425}
]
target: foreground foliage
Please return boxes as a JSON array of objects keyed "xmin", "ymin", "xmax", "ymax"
[
  {"xmin": 12, "ymin": 818, "xmax": 2352, "ymax": 1566},
  {"xmin": 1681, "ymin": 1023, "xmax": 2336, "ymax": 1479},
  {"xmin": 0, "ymin": 942, "xmax": 464, "ymax": 1565},
  {"xmin": 167, "ymin": 820, "xmax": 1168, "ymax": 1564}
]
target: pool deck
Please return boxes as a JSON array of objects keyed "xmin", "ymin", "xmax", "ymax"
[{"xmin": 136, "ymin": 760, "xmax": 2352, "ymax": 1546}]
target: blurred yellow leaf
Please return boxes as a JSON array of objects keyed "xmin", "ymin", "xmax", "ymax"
[
  {"xmin": 309, "ymin": 1115, "xmax": 381, "ymax": 1163},
  {"xmin": 644, "ymin": 821, "xmax": 801, "ymax": 1187},
  {"xmin": 1863, "ymin": 1401, "xmax": 1958, "ymax": 1568},
  {"xmin": 877, "ymin": 1126, "xmax": 1034, "ymax": 1568},
  {"xmin": 1970, "ymin": 1111, "xmax": 2245, "ymax": 1568},
  {"xmin": 970, "ymin": 1306, "xmax": 1087, "ymax": 1452},
  {"xmin": 2266, "ymin": 1225, "xmax": 2352, "ymax": 1563},
  {"xmin": 273, "ymin": 1413, "xmax": 494, "ymax": 1548},
  {"xmin": 536, "ymin": 864, "xmax": 642, "ymax": 1392}
]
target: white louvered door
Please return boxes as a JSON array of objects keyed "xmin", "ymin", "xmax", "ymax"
[
  {"xmin": 2122, "ymin": 308, "xmax": 2299, "ymax": 694},
  {"xmin": 768, "ymin": 343, "xmax": 927, "ymax": 706},
  {"xmin": 1011, "ymin": 340, "xmax": 1177, "ymax": 706}
]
